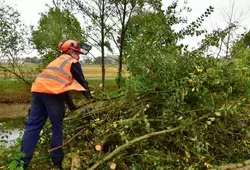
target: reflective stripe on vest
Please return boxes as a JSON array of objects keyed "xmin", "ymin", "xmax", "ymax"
[
  {"xmin": 37, "ymin": 74, "xmax": 68, "ymax": 85},
  {"xmin": 38, "ymin": 57, "xmax": 73, "ymax": 86},
  {"xmin": 46, "ymin": 57, "xmax": 73, "ymax": 80}
]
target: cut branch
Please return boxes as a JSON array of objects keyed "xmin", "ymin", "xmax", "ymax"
[
  {"xmin": 48, "ymin": 128, "xmax": 85, "ymax": 152},
  {"xmin": 88, "ymin": 126, "xmax": 182, "ymax": 170},
  {"xmin": 87, "ymin": 113, "xmax": 210, "ymax": 170},
  {"xmin": 209, "ymin": 159, "xmax": 250, "ymax": 170}
]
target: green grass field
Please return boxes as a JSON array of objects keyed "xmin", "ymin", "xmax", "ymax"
[
  {"xmin": 0, "ymin": 64, "xmax": 128, "ymax": 103},
  {"xmin": 0, "ymin": 64, "xmax": 128, "ymax": 78}
]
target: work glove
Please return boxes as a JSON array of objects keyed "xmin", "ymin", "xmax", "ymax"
[
  {"xmin": 83, "ymin": 90, "xmax": 96, "ymax": 100},
  {"xmin": 90, "ymin": 94, "xmax": 97, "ymax": 100}
]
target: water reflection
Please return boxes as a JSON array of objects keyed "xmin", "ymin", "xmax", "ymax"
[{"xmin": 0, "ymin": 129, "xmax": 23, "ymax": 148}]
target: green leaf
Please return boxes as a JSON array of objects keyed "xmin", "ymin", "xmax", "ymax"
[
  {"xmin": 208, "ymin": 117, "xmax": 215, "ymax": 121},
  {"xmin": 16, "ymin": 137, "xmax": 22, "ymax": 144},
  {"xmin": 215, "ymin": 112, "xmax": 221, "ymax": 117},
  {"xmin": 206, "ymin": 121, "xmax": 212, "ymax": 125},
  {"xmin": 10, "ymin": 160, "xmax": 18, "ymax": 170}
]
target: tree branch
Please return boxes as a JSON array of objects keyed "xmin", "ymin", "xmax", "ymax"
[
  {"xmin": 88, "ymin": 113, "xmax": 211, "ymax": 170},
  {"xmin": 48, "ymin": 128, "xmax": 85, "ymax": 152},
  {"xmin": 88, "ymin": 126, "xmax": 182, "ymax": 170},
  {"xmin": 209, "ymin": 159, "xmax": 250, "ymax": 170}
]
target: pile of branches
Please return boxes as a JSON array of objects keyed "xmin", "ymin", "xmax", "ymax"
[
  {"xmin": 57, "ymin": 89, "xmax": 250, "ymax": 170},
  {"xmin": 47, "ymin": 56, "xmax": 250, "ymax": 169}
]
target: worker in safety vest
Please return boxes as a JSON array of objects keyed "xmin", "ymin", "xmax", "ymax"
[{"xmin": 20, "ymin": 40, "xmax": 93, "ymax": 169}]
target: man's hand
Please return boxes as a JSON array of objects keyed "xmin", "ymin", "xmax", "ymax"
[{"xmin": 83, "ymin": 91, "xmax": 97, "ymax": 101}]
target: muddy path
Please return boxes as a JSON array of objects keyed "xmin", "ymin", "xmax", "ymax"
[{"xmin": 0, "ymin": 103, "xmax": 29, "ymax": 121}]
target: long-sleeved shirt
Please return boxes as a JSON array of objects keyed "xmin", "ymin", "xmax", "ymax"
[
  {"xmin": 65, "ymin": 62, "xmax": 91, "ymax": 110},
  {"xmin": 71, "ymin": 62, "xmax": 91, "ymax": 98}
]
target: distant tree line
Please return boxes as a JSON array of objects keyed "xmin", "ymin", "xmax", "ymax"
[{"xmin": 22, "ymin": 57, "xmax": 41, "ymax": 64}]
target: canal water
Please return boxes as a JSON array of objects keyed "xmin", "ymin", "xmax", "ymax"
[{"xmin": 0, "ymin": 128, "xmax": 23, "ymax": 148}]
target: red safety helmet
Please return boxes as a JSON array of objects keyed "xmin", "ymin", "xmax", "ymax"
[{"xmin": 58, "ymin": 40, "xmax": 83, "ymax": 54}]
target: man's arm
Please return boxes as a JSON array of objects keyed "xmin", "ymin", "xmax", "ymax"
[{"xmin": 70, "ymin": 62, "xmax": 91, "ymax": 99}]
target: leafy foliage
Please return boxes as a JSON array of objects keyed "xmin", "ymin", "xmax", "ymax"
[
  {"xmin": 32, "ymin": 8, "xmax": 85, "ymax": 66},
  {"xmin": 244, "ymin": 31, "xmax": 250, "ymax": 48},
  {"xmin": 124, "ymin": 11, "xmax": 179, "ymax": 91},
  {"xmin": 0, "ymin": 136, "xmax": 25, "ymax": 170},
  {"xmin": 231, "ymin": 33, "xmax": 250, "ymax": 58},
  {"xmin": 76, "ymin": 55, "xmax": 250, "ymax": 169}
]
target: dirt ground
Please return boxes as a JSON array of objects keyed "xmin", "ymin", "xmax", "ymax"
[{"xmin": 0, "ymin": 103, "xmax": 29, "ymax": 121}]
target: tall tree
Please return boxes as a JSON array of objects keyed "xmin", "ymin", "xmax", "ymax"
[
  {"xmin": 123, "ymin": 1, "xmax": 215, "ymax": 90},
  {"xmin": 124, "ymin": 11, "xmax": 177, "ymax": 76},
  {"xmin": 32, "ymin": 7, "xmax": 85, "ymax": 66},
  {"xmin": 109, "ymin": 0, "xmax": 162, "ymax": 88},
  {"xmin": 222, "ymin": 0, "xmax": 238, "ymax": 58},
  {"xmin": 60, "ymin": 0, "xmax": 115, "ymax": 90}
]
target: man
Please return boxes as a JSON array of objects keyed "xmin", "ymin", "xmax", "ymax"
[{"xmin": 21, "ymin": 40, "xmax": 93, "ymax": 169}]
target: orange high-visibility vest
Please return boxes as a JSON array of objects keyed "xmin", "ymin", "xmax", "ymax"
[{"xmin": 31, "ymin": 54, "xmax": 87, "ymax": 94}]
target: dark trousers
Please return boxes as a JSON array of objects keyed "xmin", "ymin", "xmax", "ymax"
[{"xmin": 21, "ymin": 92, "xmax": 66, "ymax": 166}]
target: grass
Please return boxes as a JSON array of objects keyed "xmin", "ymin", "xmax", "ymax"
[
  {"xmin": 0, "ymin": 79, "xmax": 31, "ymax": 103},
  {"xmin": 82, "ymin": 64, "xmax": 124, "ymax": 78},
  {"xmin": 0, "ymin": 63, "xmax": 39, "ymax": 78},
  {"xmin": 0, "ymin": 64, "xmax": 129, "ymax": 78}
]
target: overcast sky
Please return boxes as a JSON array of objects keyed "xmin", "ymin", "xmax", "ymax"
[{"xmin": 4, "ymin": 0, "xmax": 250, "ymax": 57}]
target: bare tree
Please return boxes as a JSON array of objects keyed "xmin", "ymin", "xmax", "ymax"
[
  {"xmin": 0, "ymin": 0, "xmax": 32, "ymax": 85},
  {"xmin": 59, "ymin": 0, "xmax": 116, "ymax": 90},
  {"xmin": 218, "ymin": 0, "xmax": 248, "ymax": 58}
]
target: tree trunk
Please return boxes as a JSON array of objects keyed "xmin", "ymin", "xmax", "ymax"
[
  {"xmin": 117, "ymin": 0, "xmax": 127, "ymax": 88},
  {"xmin": 101, "ymin": 0, "xmax": 105, "ymax": 90}
]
